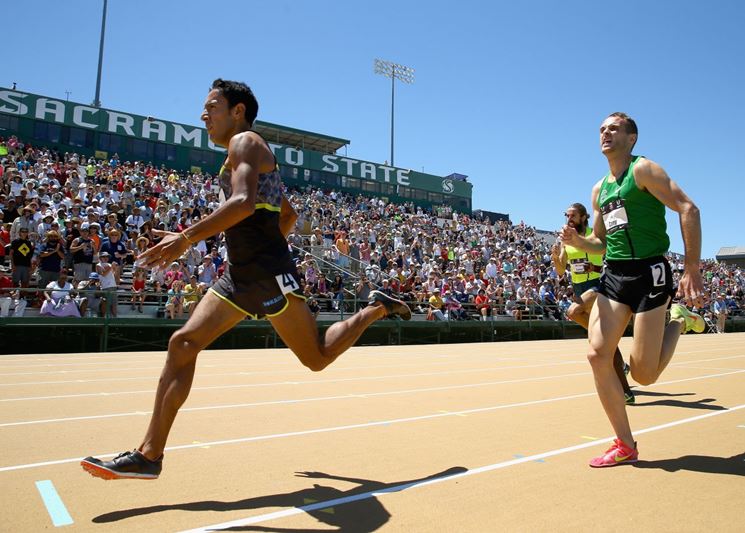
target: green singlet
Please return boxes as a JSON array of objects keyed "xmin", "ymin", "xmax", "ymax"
[{"xmin": 597, "ymin": 156, "xmax": 669, "ymax": 260}]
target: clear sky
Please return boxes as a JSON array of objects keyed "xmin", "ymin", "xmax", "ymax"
[{"xmin": 7, "ymin": 0, "xmax": 743, "ymax": 258}]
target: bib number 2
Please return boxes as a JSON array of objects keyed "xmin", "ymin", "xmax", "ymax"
[
  {"xmin": 276, "ymin": 273, "xmax": 299, "ymax": 295},
  {"xmin": 650, "ymin": 263, "xmax": 665, "ymax": 287}
]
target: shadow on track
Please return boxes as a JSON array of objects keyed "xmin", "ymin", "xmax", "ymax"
[
  {"xmin": 631, "ymin": 391, "xmax": 725, "ymax": 411},
  {"xmin": 634, "ymin": 452, "xmax": 745, "ymax": 477},
  {"xmin": 93, "ymin": 466, "xmax": 468, "ymax": 532}
]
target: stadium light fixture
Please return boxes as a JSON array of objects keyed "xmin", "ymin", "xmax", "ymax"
[{"xmin": 374, "ymin": 59, "xmax": 415, "ymax": 167}]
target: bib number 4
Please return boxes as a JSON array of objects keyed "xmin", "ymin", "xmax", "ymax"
[{"xmin": 276, "ymin": 273, "xmax": 299, "ymax": 295}]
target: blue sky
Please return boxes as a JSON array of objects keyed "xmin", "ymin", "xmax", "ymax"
[{"xmin": 7, "ymin": 0, "xmax": 743, "ymax": 258}]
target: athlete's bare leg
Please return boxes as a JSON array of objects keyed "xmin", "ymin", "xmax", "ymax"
[
  {"xmin": 139, "ymin": 291, "xmax": 245, "ymax": 460},
  {"xmin": 269, "ymin": 294, "xmax": 386, "ymax": 371},
  {"xmin": 629, "ymin": 299, "xmax": 685, "ymax": 385},
  {"xmin": 567, "ymin": 290, "xmax": 631, "ymax": 393},
  {"xmin": 587, "ymin": 294, "xmax": 634, "ymax": 446}
]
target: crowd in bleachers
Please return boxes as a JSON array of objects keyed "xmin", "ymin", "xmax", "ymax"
[{"xmin": 1, "ymin": 133, "xmax": 743, "ymax": 329}]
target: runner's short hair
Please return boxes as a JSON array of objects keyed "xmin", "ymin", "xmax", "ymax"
[
  {"xmin": 607, "ymin": 112, "xmax": 638, "ymax": 135},
  {"xmin": 211, "ymin": 79, "xmax": 258, "ymax": 125}
]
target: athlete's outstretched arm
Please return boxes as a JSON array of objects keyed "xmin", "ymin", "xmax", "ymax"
[
  {"xmin": 634, "ymin": 158, "xmax": 703, "ymax": 304},
  {"xmin": 279, "ymin": 195, "xmax": 298, "ymax": 238},
  {"xmin": 559, "ymin": 180, "xmax": 607, "ymax": 254},
  {"xmin": 137, "ymin": 132, "xmax": 268, "ymax": 269}
]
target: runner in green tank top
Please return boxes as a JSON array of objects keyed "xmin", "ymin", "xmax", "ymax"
[
  {"xmin": 559, "ymin": 112, "xmax": 704, "ymax": 468},
  {"xmin": 552, "ymin": 202, "xmax": 634, "ymax": 404}
]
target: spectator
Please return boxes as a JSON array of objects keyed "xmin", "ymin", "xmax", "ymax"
[
  {"xmin": 355, "ymin": 276, "xmax": 374, "ymax": 307},
  {"xmin": 443, "ymin": 290, "xmax": 468, "ymax": 320},
  {"xmin": 74, "ymin": 272, "xmax": 100, "ymax": 317},
  {"xmin": 10, "ymin": 205, "xmax": 35, "ymax": 241},
  {"xmin": 96, "ymin": 252, "xmax": 118, "ymax": 317},
  {"xmin": 164, "ymin": 261, "xmax": 184, "ymax": 289},
  {"xmin": 100, "ymin": 229, "xmax": 128, "ymax": 267},
  {"xmin": 474, "ymin": 288, "xmax": 492, "ymax": 321},
  {"xmin": 365, "ymin": 260, "xmax": 382, "ymax": 284},
  {"xmin": 165, "ymin": 279, "xmax": 185, "ymax": 319},
  {"xmin": 314, "ymin": 272, "xmax": 334, "ymax": 310},
  {"xmin": 10, "ymin": 227, "xmax": 33, "ymax": 289},
  {"xmin": 125, "ymin": 205, "xmax": 145, "ymax": 234},
  {"xmin": 428, "ymin": 289, "xmax": 446, "ymax": 321},
  {"xmin": 130, "ymin": 267, "xmax": 147, "ymax": 313},
  {"xmin": 0, "ymin": 223, "xmax": 11, "ymax": 268},
  {"xmin": 330, "ymin": 273, "xmax": 345, "ymax": 311},
  {"xmin": 70, "ymin": 223, "xmax": 95, "ymax": 282},
  {"xmin": 0, "ymin": 271, "xmax": 25, "ymax": 317},
  {"xmin": 37, "ymin": 230, "xmax": 65, "ymax": 291},
  {"xmin": 40, "ymin": 271, "xmax": 80, "ymax": 318},
  {"xmin": 182, "ymin": 275, "xmax": 204, "ymax": 315},
  {"xmin": 712, "ymin": 293, "xmax": 728, "ymax": 334},
  {"xmin": 197, "ymin": 255, "xmax": 217, "ymax": 287}
]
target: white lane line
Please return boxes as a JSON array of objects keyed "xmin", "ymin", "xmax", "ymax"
[
  {"xmin": 0, "ymin": 359, "xmax": 467, "ymax": 377},
  {"xmin": 2, "ymin": 368, "xmax": 743, "ymax": 473},
  {"xmin": 3, "ymin": 351, "xmax": 742, "ymax": 402},
  {"xmin": 0, "ymin": 371, "xmax": 593, "ymax": 427},
  {"xmin": 0, "ymin": 360, "xmax": 582, "ymax": 402},
  {"xmin": 673, "ymin": 354, "xmax": 745, "ymax": 365},
  {"xmin": 5, "ymin": 366, "xmax": 745, "ymax": 428},
  {"xmin": 0, "ymin": 352, "xmax": 745, "ymax": 392},
  {"xmin": 0, "ymin": 391, "xmax": 606, "ymax": 473},
  {"xmin": 180, "ymin": 403, "xmax": 745, "ymax": 532},
  {"xmin": 678, "ymin": 366, "xmax": 745, "ymax": 372}
]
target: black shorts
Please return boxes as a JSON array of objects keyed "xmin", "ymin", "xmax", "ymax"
[
  {"xmin": 597, "ymin": 256, "xmax": 675, "ymax": 313},
  {"xmin": 209, "ymin": 263, "xmax": 305, "ymax": 319}
]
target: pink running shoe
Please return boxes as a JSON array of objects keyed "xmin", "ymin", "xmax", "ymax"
[{"xmin": 589, "ymin": 438, "xmax": 638, "ymax": 467}]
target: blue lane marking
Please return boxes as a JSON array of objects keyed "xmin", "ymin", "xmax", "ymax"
[{"xmin": 35, "ymin": 480, "xmax": 73, "ymax": 527}]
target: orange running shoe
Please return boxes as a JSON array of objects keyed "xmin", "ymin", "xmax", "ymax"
[{"xmin": 589, "ymin": 438, "xmax": 638, "ymax": 468}]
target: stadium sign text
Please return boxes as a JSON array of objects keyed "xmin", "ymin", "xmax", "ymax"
[
  {"xmin": 0, "ymin": 88, "xmax": 471, "ymax": 197},
  {"xmin": 0, "ymin": 89, "xmax": 222, "ymax": 151},
  {"xmin": 267, "ymin": 144, "xmax": 411, "ymax": 186}
]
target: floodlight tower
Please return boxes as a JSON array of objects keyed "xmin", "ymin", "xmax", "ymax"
[
  {"xmin": 92, "ymin": 0, "xmax": 108, "ymax": 108},
  {"xmin": 374, "ymin": 59, "xmax": 415, "ymax": 167}
]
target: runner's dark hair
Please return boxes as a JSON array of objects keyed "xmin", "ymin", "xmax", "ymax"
[{"xmin": 211, "ymin": 79, "xmax": 258, "ymax": 125}]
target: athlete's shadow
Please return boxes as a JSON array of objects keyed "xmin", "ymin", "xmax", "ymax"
[
  {"xmin": 634, "ymin": 452, "xmax": 745, "ymax": 477},
  {"xmin": 632, "ymin": 390, "xmax": 695, "ymax": 398},
  {"xmin": 93, "ymin": 466, "xmax": 467, "ymax": 532},
  {"xmin": 631, "ymin": 391, "xmax": 725, "ymax": 411}
]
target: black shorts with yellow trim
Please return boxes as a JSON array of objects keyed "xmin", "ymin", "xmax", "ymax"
[
  {"xmin": 597, "ymin": 256, "xmax": 675, "ymax": 313},
  {"xmin": 209, "ymin": 264, "xmax": 305, "ymax": 319}
]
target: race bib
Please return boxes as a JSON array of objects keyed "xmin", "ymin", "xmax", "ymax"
[
  {"xmin": 601, "ymin": 199, "xmax": 629, "ymax": 235},
  {"xmin": 275, "ymin": 273, "xmax": 300, "ymax": 295},
  {"xmin": 569, "ymin": 259, "xmax": 588, "ymax": 274},
  {"xmin": 650, "ymin": 262, "xmax": 666, "ymax": 287}
]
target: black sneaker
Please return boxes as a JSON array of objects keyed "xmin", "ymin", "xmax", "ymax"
[
  {"xmin": 81, "ymin": 450, "xmax": 162, "ymax": 480},
  {"xmin": 369, "ymin": 290, "xmax": 411, "ymax": 320}
]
